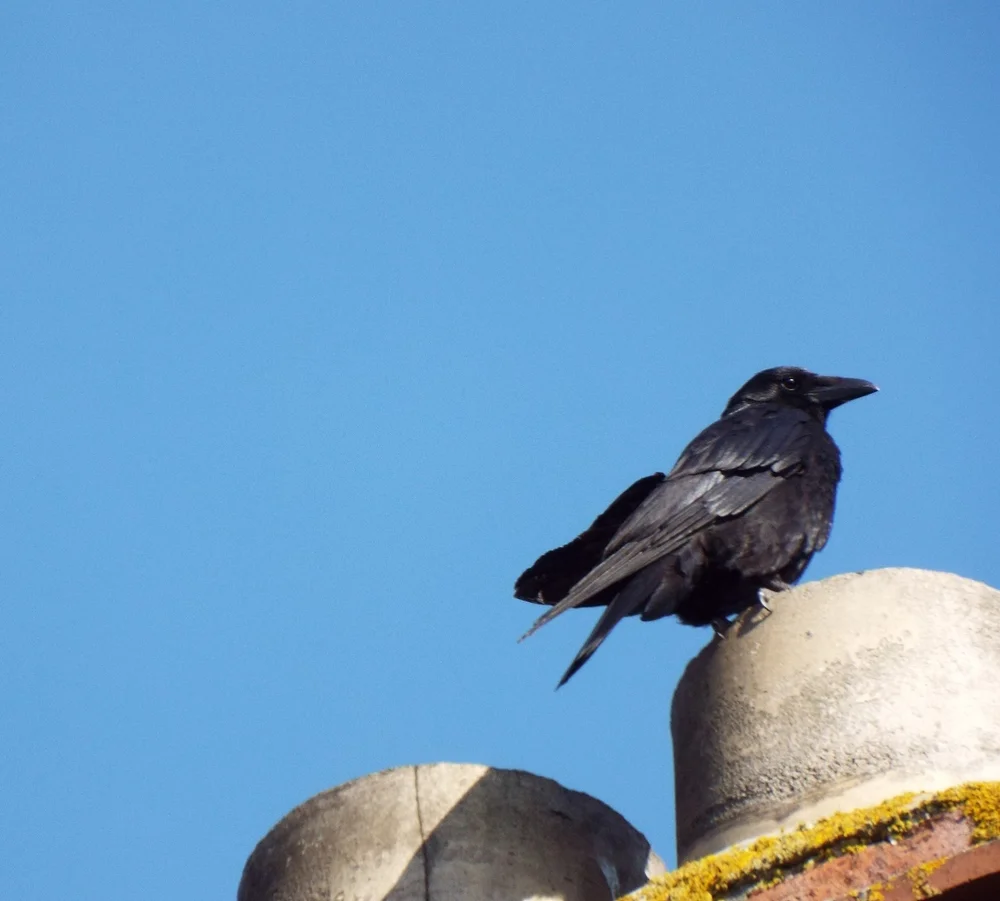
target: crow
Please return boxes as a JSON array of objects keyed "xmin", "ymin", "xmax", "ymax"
[{"xmin": 515, "ymin": 366, "xmax": 877, "ymax": 687}]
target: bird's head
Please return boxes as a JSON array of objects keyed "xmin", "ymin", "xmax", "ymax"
[{"xmin": 723, "ymin": 367, "xmax": 878, "ymax": 422}]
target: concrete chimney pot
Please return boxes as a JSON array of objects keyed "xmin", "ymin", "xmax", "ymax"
[
  {"xmin": 671, "ymin": 567, "xmax": 1000, "ymax": 864},
  {"xmin": 238, "ymin": 762, "xmax": 665, "ymax": 901}
]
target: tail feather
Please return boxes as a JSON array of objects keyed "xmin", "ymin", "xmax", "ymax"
[
  {"xmin": 556, "ymin": 600, "xmax": 629, "ymax": 688},
  {"xmin": 555, "ymin": 564, "xmax": 664, "ymax": 687}
]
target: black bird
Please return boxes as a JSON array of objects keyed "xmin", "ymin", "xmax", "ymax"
[{"xmin": 515, "ymin": 366, "xmax": 877, "ymax": 687}]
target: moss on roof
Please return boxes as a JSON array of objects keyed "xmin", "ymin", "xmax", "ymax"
[{"xmin": 621, "ymin": 781, "xmax": 1000, "ymax": 901}]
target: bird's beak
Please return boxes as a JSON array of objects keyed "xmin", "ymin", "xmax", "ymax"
[{"xmin": 810, "ymin": 376, "xmax": 879, "ymax": 410}]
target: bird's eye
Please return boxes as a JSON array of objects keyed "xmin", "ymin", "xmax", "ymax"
[{"xmin": 781, "ymin": 375, "xmax": 799, "ymax": 391}]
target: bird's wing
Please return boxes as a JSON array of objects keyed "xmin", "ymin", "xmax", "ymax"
[
  {"xmin": 513, "ymin": 472, "xmax": 666, "ymax": 606},
  {"xmin": 669, "ymin": 404, "xmax": 812, "ymax": 478},
  {"xmin": 519, "ymin": 406, "xmax": 813, "ymax": 640}
]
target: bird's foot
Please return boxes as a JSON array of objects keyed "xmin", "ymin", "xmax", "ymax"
[
  {"xmin": 711, "ymin": 616, "xmax": 732, "ymax": 637},
  {"xmin": 754, "ymin": 592, "xmax": 776, "ymax": 621},
  {"xmin": 756, "ymin": 577, "xmax": 791, "ymax": 617}
]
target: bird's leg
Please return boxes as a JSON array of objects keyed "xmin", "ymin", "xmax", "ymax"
[{"xmin": 761, "ymin": 574, "xmax": 793, "ymax": 593}]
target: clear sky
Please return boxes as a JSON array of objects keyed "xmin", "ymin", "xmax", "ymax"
[{"xmin": 3, "ymin": 3, "xmax": 999, "ymax": 898}]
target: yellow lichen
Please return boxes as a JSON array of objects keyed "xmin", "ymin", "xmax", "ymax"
[
  {"xmin": 906, "ymin": 857, "xmax": 944, "ymax": 898},
  {"xmin": 936, "ymin": 781, "xmax": 1000, "ymax": 844},
  {"xmin": 620, "ymin": 781, "xmax": 1000, "ymax": 901}
]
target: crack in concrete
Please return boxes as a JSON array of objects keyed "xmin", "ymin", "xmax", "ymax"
[{"xmin": 412, "ymin": 765, "xmax": 430, "ymax": 901}]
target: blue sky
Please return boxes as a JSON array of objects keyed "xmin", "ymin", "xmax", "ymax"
[{"xmin": 3, "ymin": 3, "xmax": 999, "ymax": 898}]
